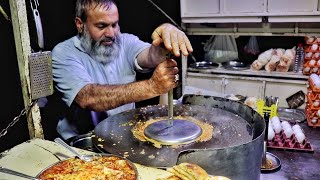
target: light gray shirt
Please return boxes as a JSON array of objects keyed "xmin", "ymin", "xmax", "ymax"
[{"xmin": 52, "ymin": 33, "xmax": 150, "ymax": 140}]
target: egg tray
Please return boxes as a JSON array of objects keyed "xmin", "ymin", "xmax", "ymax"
[
  {"xmin": 306, "ymin": 99, "xmax": 320, "ymax": 111},
  {"xmin": 305, "ymin": 36, "xmax": 320, "ymax": 45},
  {"xmin": 307, "ymin": 91, "xmax": 320, "ymax": 101},
  {"xmin": 303, "ymin": 65, "xmax": 320, "ymax": 75},
  {"xmin": 267, "ymin": 130, "xmax": 314, "ymax": 152},
  {"xmin": 308, "ymin": 77, "xmax": 320, "ymax": 93},
  {"xmin": 304, "ymin": 53, "xmax": 320, "ymax": 60},
  {"xmin": 304, "ymin": 46, "xmax": 320, "ymax": 53},
  {"xmin": 306, "ymin": 112, "xmax": 320, "ymax": 128},
  {"xmin": 303, "ymin": 58, "xmax": 320, "ymax": 67}
]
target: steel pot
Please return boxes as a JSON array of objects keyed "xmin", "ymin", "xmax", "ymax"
[{"xmin": 93, "ymin": 95, "xmax": 265, "ymax": 180}]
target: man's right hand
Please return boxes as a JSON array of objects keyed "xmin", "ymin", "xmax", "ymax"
[{"xmin": 148, "ymin": 59, "xmax": 179, "ymax": 95}]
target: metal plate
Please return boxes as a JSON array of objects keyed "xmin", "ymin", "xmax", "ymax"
[
  {"xmin": 144, "ymin": 119, "xmax": 202, "ymax": 144},
  {"xmin": 277, "ymin": 108, "xmax": 306, "ymax": 123},
  {"xmin": 222, "ymin": 60, "xmax": 250, "ymax": 70},
  {"xmin": 93, "ymin": 104, "xmax": 253, "ymax": 167},
  {"xmin": 261, "ymin": 152, "xmax": 281, "ymax": 173},
  {"xmin": 189, "ymin": 61, "xmax": 219, "ymax": 69}
]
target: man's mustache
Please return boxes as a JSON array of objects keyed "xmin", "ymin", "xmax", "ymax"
[{"xmin": 100, "ymin": 37, "xmax": 115, "ymax": 44}]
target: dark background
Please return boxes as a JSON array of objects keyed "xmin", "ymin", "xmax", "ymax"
[{"xmin": 0, "ymin": 0, "xmax": 304, "ymax": 152}]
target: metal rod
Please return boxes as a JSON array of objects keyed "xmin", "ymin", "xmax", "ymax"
[{"xmin": 168, "ymin": 89, "xmax": 173, "ymax": 126}]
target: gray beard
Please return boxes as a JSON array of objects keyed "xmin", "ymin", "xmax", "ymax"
[{"xmin": 80, "ymin": 27, "xmax": 121, "ymax": 64}]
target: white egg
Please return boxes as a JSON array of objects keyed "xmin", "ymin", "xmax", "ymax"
[
  {"xmin": 293, "ymin": 127, "xmax": 303, "ymax": 135},
  {"xmin": 303, "ymin": 67, "xmax": 311, "ymax": 73},
  {"xmin": 309, "ymin": 59, "xmax": 316, "ymax": 66},
  {"xmin": 295, "ymin": 132, "xmax": 306, "ymax": 144},
  {"xmin": 271, "ymin": 116, "xmax": 280, "ymax": 126},
  {"xmin": 311, "ymin": 44, "xmax": 318, "ymax": 51},
  {"xmin": 306, "ymin": 52, "xmax": 313, "ymax": 58},
  {"xmin": 268, "ymin": 128, "xmax": 275, "ymax": 140},
  {"xmin": 292, "ymin": 124, "xmax": 302, "ymax": 132},
  {"xmin": 281, "ymin": 121, "xmax": 291, "ymax": 130},
  {"xmin": 311, "ymin": 117, "xmax": 318, "ymax": 124},
  {"xmin": 268, "ymin": 122, "xmax": 273, "ymax": 129},
  {"xmin": 284, "ymin": 127, "xmax": 293, "ymax": 138},
  {"xmin": 315, "ymin": 53, "xmax": 320, "ymax": 58},
  {"xmin": 313, "ymin": 68, "xmax": 319, "ymax": 73},
  {"xmin": 313, "ymin": 100, "xmax": 320, "ymax": 107},
  {"xmin": 273, "ymin": 123, "xmax": 282, "ymax": 134}
]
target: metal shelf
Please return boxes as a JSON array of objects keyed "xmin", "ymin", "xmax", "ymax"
[{"xmin": 187, "ymin": 67, "xmax": 308, "ymax": 81}]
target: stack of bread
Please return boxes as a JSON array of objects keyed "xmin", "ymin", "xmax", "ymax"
[
  {"xmin": 250, "ymin": 47, "xmax": 296, "ymax": 72},
  {"xmin": 157, "ymin": 163, "xmax": 231, "ymax": 180}
]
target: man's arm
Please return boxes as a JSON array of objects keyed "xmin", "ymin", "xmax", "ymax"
[{"xmin": 75, "ymin": 59, "xmax": 178, "ymax": 112}]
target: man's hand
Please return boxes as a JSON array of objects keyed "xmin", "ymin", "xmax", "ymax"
[
  {"xmin": 151, "ymin": 23, "xmax": 193, "ymax": 57},
  {"xmin": 148, "ymin": 59, "xmax": 179, "ymax": 95}
]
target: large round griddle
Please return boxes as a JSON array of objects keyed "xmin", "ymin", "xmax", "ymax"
[{"xmin": 93, "ymin": 104, "xmax": 253, "ymax": 167}]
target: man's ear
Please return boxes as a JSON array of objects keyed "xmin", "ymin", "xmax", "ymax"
[{"xmin": 75, "ymin": 17, "xmax": 84, "ymax": 34}]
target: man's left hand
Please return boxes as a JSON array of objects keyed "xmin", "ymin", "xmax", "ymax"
[{"xmin": 151, "ymin": 23, "xmax": 193, "ymax": 57}]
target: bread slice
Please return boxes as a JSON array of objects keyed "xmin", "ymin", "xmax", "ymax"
[
  {"xmin": 167, "ymin": 167, "xmax": 192, "ymax": 180},
  {"xmin": 175, "ymin": 163, "xmax": 208, "ymax": 180},
  {"xmin": 166, "ymin": 163, "xmax": 209, "ymax": 180}
]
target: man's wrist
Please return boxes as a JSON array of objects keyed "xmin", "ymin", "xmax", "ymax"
[{"xmin": 134, "ymin": 58, "xmax": 153, "ymax": 73}]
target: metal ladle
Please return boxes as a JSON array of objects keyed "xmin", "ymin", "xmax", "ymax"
[{"xmin": 54, "ymin": 138, "xmax": 92, "ymax": 162}]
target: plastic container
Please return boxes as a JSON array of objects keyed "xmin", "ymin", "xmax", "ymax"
[{"xmin": 293, "ymin": 43, "xmax": 304, "ymax": 73}]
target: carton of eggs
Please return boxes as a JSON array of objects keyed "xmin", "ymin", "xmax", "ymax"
[{"xmin": 267, "ymin": 121, "xmax": 311, "ymax": 151}]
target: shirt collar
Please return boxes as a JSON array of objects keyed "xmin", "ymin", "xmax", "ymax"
[{"xmin": 73, "ymin": 35, "xmax": 86, "ymax": 52}]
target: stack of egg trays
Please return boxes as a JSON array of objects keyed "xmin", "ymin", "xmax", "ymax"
[
  {"xmin": 303, "ymin": 36, "xmax": 320, "ymax": 75},
  {"xmin": 306, "ymin": 76, "xmax": 320, "ymax": 127}
]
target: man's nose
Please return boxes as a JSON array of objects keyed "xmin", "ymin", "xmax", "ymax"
[{"xmin": 103, "ymin": 27, "xmax": 115, "ymax": 37}]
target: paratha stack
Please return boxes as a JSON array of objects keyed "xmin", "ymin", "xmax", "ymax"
[
  {"xmin": 159, "ymin": 163, "xmax": 231, "ymax": 180},
  {"xmin": 167, "ymin": 163, "xmax": 209, "ymax": 180}
]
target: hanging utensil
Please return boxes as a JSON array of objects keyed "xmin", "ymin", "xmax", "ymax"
[
  {"xmin": 28, "ymin": 0, "xmax": 54, "ymax": 100},
  {"xmin": 30, "ymin": 0, "xmax": 44, "ymax": 49}
]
